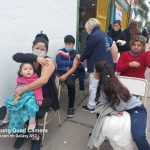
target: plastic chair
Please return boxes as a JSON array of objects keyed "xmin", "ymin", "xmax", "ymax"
[
  {"xmin": 39, "ymin": 75, "xmax": 61, "ymax": 146},
  {"xmin": 117, "ymin": 76, "xmax": 148, "ymax": 107}
]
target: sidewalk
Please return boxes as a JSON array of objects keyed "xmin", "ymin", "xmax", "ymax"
[{"xmin": 0, "ymin": 70, "xmax": 150, "ymax": 150}]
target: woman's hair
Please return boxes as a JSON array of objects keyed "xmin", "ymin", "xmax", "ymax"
[
  {"xmin": 85, "ymin": 18, "xmax": 100, "ymax": 33},
  {"xmin": 130, "ymin": 35, "xmax": 146, "ymax": 48},
  {"xmin": 95, "ymin": 61, "xmax": 131, "ymax": 106},
  {"xmin": 128, "ymin": 21, "xmax": 140, "ymax": 38},
  {"xmin": 113, "ymin": 20, "xmax": 121, "ymax": 27},
  {"xmin": 18, "ymin": 63, "xmax": 35, "ymax": 77},
  {"xmin": 32, "ymin": 31, "xmax": 49, "ymax": 51}
]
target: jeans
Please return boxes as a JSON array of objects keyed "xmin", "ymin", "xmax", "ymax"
[
  {"xmin": 87, "ymin": 73, "xmax": 99, "ymax": 109},
  {"xmin": 75, "ymin": 68, "xmax": 85, "ymax": 90},
  {"xmin": 57, "ymin": 70, "xmax": 76, "ymax": 109},
  {"xmin": 127, "ymin": 105, "xmax": 150, "ymax": 150}
]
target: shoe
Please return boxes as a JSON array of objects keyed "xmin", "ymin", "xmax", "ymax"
[
  {"xmin": 82, "ymin": 105, "xmax": 94, "ymax": 112},
  {"xmin": 67, "ymin": 108, "xmax": 75, "ymax": 118},
  {"xmin": 13, "ymin": 137, "xmax": 24, "ymax": 149},
  {"xmin": 31, "ymin": 135, "xmax": 41, "ymax": 150}
]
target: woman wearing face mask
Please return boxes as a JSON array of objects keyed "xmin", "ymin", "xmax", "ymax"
[
  {"xmin": 116, "ymin": 35, "xmax": 150, "ymax": 79},
  {"xmin": 12, "ymin": 32, "xmax": 59, "ymax": 150},
  {"xmin": 108, "ymin": 20, "xmax": 127, "ymax": 54}
]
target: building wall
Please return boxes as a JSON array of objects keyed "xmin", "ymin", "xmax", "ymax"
[{"xmin": 0, "ymin": 0, "xmax": 77, "ymax": 106}]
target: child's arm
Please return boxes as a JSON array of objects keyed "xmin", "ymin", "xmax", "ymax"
[{"xmin": 59, "ymin": 54, "xmax": 80, "ymax": 82}]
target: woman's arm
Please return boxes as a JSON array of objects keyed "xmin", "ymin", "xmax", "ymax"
[
  {"xmin": 116, "ymin": 52, "xmax": 130, "ymax": 72},
  {"xmin": 14, "ymin": 58, "xmax": 55, "ymax": 97},
  {"xmin": 13, "ymin": 53, "xmax": 37, "ymax": 63},
  {"xmin": 111, "ymin": 42, "xmax": 118, "ymax": 63},
  {"xmin": 13, "ymin": 52, "xmax": 50, "ymax": 66}
]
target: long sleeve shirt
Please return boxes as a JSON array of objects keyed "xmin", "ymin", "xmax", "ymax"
[
  {"xmin": 99, "ymin": 90, "xmax": 142, "ymax": 112},
  {"xmin": 116, "ymin": 51, "xmax": 150, "ymax": 79}
]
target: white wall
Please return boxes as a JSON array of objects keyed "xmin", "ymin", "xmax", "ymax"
[{"xmin": 0, "ymin": 0, "xmax": 77, "ymax": 106}]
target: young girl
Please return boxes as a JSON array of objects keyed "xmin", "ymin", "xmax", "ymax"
[
  {"xmin": 91, "ymin": 61, "xmax": 150, "ymax": 150},
  {"xmin": 4, "ymin": 63, "xmax": 43, "ymax": 132}
]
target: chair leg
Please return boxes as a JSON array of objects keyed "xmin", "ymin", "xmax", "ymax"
[
  {"xmin": 41, "ymin": 112, "xmax": 48, "ymax": 146},
  {"xmin": 57, "ymin": 110, "xmax": 61, "ymax": 127}
]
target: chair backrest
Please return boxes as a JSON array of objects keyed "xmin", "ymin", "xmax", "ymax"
[
  {"xmin": 55, "ymin": 75, "xmax": 61, "ymax": 100},
  {"xmin": 117, "ymin": 76, "xmax": 148, "ymax": 106}
]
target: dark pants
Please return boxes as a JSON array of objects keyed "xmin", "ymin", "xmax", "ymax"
[
  {"xmin": 57, "ymin": 70, "xmax": 76, "ymax": 109},
  {"xmin": 76, "ymin": 68, "xmax": 85, "ymax": 91},
  {"xmin": 127, "ymin": 105, "xmax": 150, "ymax": 150}
]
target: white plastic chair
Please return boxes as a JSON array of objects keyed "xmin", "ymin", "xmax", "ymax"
[
  {"xmin": 39, "ymin": 75, "xmax": 61, "ymax": 146},
  {"xmin": 117, "ymin": 76, "xmax": 148, "ymax": 107}
]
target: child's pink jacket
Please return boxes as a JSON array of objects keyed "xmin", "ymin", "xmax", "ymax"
[{"xmin": 17, "ymin": 73, "xmax": 43, "ymax": 102}]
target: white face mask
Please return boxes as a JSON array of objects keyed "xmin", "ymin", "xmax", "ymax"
[
  {"xmin": 33, "ymin": 49, "xmax": 46, "ymax": 57},
  {"xmin": 114, "ymin": 28, "xmax": 120, "ymax": 31}
]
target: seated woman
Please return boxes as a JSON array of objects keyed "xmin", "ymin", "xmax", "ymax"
[
  {"xmin": 88, "ymin": 61, "xmax": 150, "ymax": 150},
  {"xmin": 12, "ymin": 32, "xmax": 59, "ymax": 150},
  {"xmin": 116, "ymin": 35, "xmax": 150, "ymax": 79}
]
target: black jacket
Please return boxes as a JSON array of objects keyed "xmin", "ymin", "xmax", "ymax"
[
  {"xmin": 80, "ymin": 26, "xmax": 113, "ymax": 72},
  {"xmin": 108, "ymin": 29, "xmax": 127, "ymax": 53}
]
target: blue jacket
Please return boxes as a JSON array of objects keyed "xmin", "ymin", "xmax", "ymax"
[
  {"xmin": 56, "ymin": 48, "xmax": 84, "ymax": 71},
  {"xmin": 80, "ymin": 26, "xmax": 113, "ymax": 73}
]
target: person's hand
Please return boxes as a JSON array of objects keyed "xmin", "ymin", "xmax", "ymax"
[
  {"xmin": 59, "ymin": 75, "xmax": 67, "ymax": 82},
  {"xmin": 37, "ymin": 101, "xmax": 42, "ymax": 106},
  {"xmin": 76, "ymin": 54, "xmax": 81, "ymax": 60},
  {"xmin": 14, "ymin": 86, "xmax": 25, "ymax": 97},
  {"xmin": 37, "ymin": 57, "xmax": 50, "ymax": 66},
  {"xmin": 116, "ymin": 111, "xmax": 123, "ymax": 117},
  {"xmin": 129, "ymin": 61, "xmax": 140, "ymax": 67}
]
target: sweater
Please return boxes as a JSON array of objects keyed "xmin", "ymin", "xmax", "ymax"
[
  {"xmin": 107, "ymin": 29, "xmax": 127, "ymax": 53},
  {"xmin": 80, "ymin": 26, "xmax": 113, "ymax": 73},
  {"xmin": 116, "ymin": 51, "xmax": 150, "ymax": 79},
  {"xmin": 99, "ymin": 90, "xmax": 142, "ymax": 111},
  {"xmin": 56, "ymin": 48, "xmax": 84, "ymax": 71},
  {"xmin": 17, "ymin": 73, "xmax": 43, "ymax": 102}
]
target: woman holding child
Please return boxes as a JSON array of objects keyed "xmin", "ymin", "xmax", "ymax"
[{"xmin": 12, "ymin": 32, "xmax": 59, "ymax": 150}]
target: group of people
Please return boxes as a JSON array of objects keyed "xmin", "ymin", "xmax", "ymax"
[
  {"xmin": 53, "ymin": 18, "xmax": 150, "ymax": 150},
  {"xmin": 1, "ymin": 17, "xmax": 150, "ymax": 150}
]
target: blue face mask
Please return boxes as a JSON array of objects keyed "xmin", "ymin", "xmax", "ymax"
[{"xmin": 65, "ymin": 47, "xmax": 73, "ymax": 51}]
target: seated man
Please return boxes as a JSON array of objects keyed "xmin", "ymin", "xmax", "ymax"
[{"xmin": 56, "ymin": 35, "xmax": 85, "ymax": 118}]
